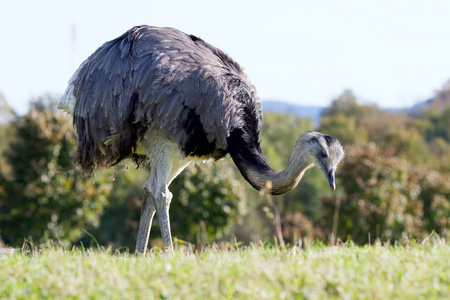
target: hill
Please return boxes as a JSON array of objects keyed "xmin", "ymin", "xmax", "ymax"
[
  {"xmin": 261, "ymin": 100, "xmax": 324, "ymax": 126},
  {"xmin": 410, "ymin": 81, "xmax": 450, "ymax": 116},
  {"xmin": 263, "ymin": 91, "xmax": 450, "ymax": 125}
]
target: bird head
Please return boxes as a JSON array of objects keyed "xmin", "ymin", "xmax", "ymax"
[{"xmin": 297, "ymin": 131, "xmax": 345, "ymax": 191}]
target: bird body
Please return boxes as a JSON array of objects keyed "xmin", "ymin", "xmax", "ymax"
[
  {"xmin": 59, "ymin": 25, "xmax": 344, "ymax": 254},
  {"xmin": 60, "ymin": 26, "xmax": 254, "ymax": 171}
]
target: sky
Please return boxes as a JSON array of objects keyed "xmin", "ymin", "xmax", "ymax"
[{"xmin": 1, "ymin": 0, "xmax": 450, "ymax": 115}]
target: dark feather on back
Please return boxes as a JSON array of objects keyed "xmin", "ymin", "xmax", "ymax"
[{"xmin": 64, "ymin": 25, "xmax": 259, "ymax": 172}]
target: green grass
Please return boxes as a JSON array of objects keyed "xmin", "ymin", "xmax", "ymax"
[{"xmin": 1, "ymin": 240, "xmax": 449, "ymax": 299}]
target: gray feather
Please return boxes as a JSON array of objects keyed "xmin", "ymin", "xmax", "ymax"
[{"xmin": 59, "ymin": 25, "xmax": 259, "ymax": 171}]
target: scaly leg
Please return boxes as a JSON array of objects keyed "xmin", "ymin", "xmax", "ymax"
[
  {"xmin": 135, "ymin": 190, "xmax": 156, "ymax": 255},
  {"xmin": 143, "ymin": 161, "xmax": 175, "ymax": 254},
  {"xmin": 138, "ymin": 134, "xmax": 192, "ymax": 255},
  {"xmin": 153, "ymin": 188, "xmax": 174, "ymax": 253}
]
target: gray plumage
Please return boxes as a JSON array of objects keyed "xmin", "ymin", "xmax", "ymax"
[
  {"xmin": 60, "ymin": 26, "xmax": 252, "ymax": 171},
  {"xmin": 59, "ymin": 25, "xmax": 344, "ymax": 254}
]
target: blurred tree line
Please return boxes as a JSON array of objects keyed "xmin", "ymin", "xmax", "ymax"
[
  {"xmin": 0, "ymin": 83, "xmax": 449, "ymax": 249},
  {"xmin": 316, "ymin": 88, "xmax": 450, "ymax": 243}
]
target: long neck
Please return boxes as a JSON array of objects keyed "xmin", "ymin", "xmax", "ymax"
[{"xmin": 228, "ymin": 129, "xmax": 313, "ymax": 195}]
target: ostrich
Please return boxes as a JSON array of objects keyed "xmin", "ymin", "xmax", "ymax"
[{"xmin": 59, "ymin": 25, "xmax": 344, "ymax": 254}]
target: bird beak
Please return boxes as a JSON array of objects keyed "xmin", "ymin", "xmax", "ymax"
[{"xmin": 328, "ymin": 170, "xmax": 336, "ymax": 191}]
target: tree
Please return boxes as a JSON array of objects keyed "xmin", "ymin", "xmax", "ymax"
[
  {"xmin": 0, "ymin": 92, "xmax": 15, "ymax": 125},
  {"xmin": 169, "ymin": 160, "xmax": 247, "ymax": 245},
  {"xmin": 319, "ymin": 114, "xmax": 368, "ymax": 145},
  {"xmin": 0, "ymin": 100, "xmax": 112, "ymax": 246},
  {"xmin": 0, "ymin": 93, "xmax": 15, "ymax": 177},
  {"xmin": 321, "ymin": 90, "xmax": 378, "ymax": 121},
  {"xmin": 320, "ymin": 143, "xmax": 450, "ymax": 244},
  {"xmin": 320, "ymin": 90, "xmax": 433, "ymax": 165},
  {"xmin": 79, "ymin": 164, "xmax": 147, "ymax": 249},
  {"xmin": 420, "ymin": 107, "xmax": 450, "ymax": 172}
]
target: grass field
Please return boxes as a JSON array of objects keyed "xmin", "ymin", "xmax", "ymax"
[{"xmin": 1, "ymin": 239, "xmax": 449, "ymax": 299}]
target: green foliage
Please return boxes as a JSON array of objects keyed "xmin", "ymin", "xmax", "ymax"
[
  {"xmin": 321, "ymin": 90, "xmax": 379, "ymax": 122},
  {"xmin": 169, "ymin": 160, "xmax": 247, "ymax": 244},
  {"xmin": 0, "ymin": 125, "xmax": 13, "ymax": 178},
  {"xmin": 428, "ymin": 137, "xmax": 450, "ymax": 173},
  {"xmin": 320, "ymin": 143, "xmax": 450, "ymax": 244},
  {"xmin": 0, "ymin": 101, "xmax": 112, "ymax": 246},
  {"xmin": 0, "ymin": 92, "xmax": 15, "ymax": 126},
  {"xmin": 315, "ymin": 90, "xmax": 449, "ymax": 244},
  {"xmin": 0, "ymin": 94, "xmax": 16, "ymax": 178},
  {"xmin": 81, "ymin": 165, "xmax": 147, "ymax": 249},
  {"xmin": 320, "ymin": 89, "xmax": 447, "ymax": 170},
  {"xmin": 320, "ymin": 113, "xmax": 368, "ymax": 145},
  {"xmin": 420, "ymin": 107, "xmax": 450, "ymax": 171},
  {"xmin": 425, "ymin": 108, "xmax": 450, "ymax": 141}
]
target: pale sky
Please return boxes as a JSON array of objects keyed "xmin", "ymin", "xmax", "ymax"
[{"xmin": 1, "ymin": 0, "xmax": 450, "ymax": 115}]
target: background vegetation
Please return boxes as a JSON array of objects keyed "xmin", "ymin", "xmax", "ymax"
[{"xmin": 0, "ymin": 82, "xmax": 449, "ymax": 250}]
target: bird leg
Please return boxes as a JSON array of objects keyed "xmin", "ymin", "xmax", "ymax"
[
  {"xmin": 138, "ymin": 136, "xmax": 189, "ymax": 255},
  {"xmin": 141, "ymin": 159, "xmax": 175, "ymax": 254},
  {"xmin": 135, "ymin": 190, "xmax": 156, "ymax": 255},
  {"xmin": 153, "ymin": 188, "xmax": 174, "ymax": 254}
]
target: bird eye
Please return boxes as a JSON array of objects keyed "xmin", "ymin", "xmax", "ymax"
[{"xmin": 320, "ymin": 149, "xmax": 328, "ymax": 158}]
